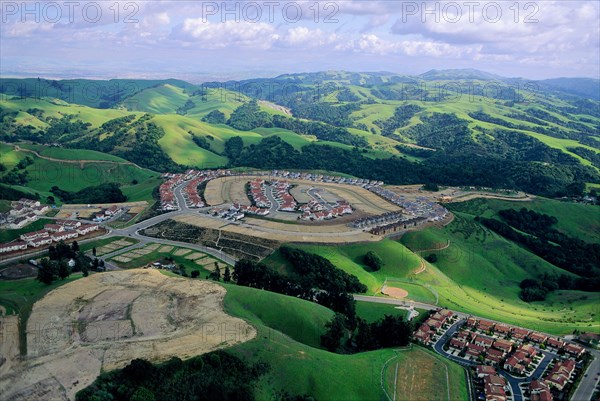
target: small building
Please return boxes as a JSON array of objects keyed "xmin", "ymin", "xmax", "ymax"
[
  {"xmin": 492, "ymin": 339, "xmax": 513, "ymax": 353},
  {"xmin": 476, "ymin": 365, "xmax": 496, "ymax": 378},
  {"xmin": 0, "ymin": 241, "xmax": 28, "ymax": 254},
  {"xmin": 529, "ymin": 332, "xmax": 548, "ymax": 344}
]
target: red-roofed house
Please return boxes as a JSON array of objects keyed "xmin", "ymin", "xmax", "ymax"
[
  {"xmin": 529, "ymin": 380, "xmax": 553, "ymax": 401},
  {"xmin": 474, "ymin": 336, "xmax": 493, "ymax": 348},
  {"xmin": 476, "ymin": 365, "xmax": 496, "ymax": 378},
  {"xmin": 478, "ymin": 320, "xmax": 495, "ymax": 332},
  {"xmin": 511, "ymin": 327, "xmax": 530, "ymax": 340},
  {"xmin": 494, "ymin": 323, "xmax": 511, "ymax": 335},
  {"xmin": 493, "ymin": 339, "xmax": 513, "ymax": 353},
  {"xmin": 546, "ymin": 338, "xmax": 564, "ymax": 350},
  {"xmin": 0, "ymin": 241, "xmax": 28, "ymax": 254},
  {"xmin": 564, "ymin": 343, "xmax": 585, "ymax": 358},
  {"xmin": 466, "ymin": 344, "xmax": 485, "ymax": 358},
  {"xmin": 485, "ymin": 348, "xmax": 505, "ymax": 365},
  {"xmin": 529, "ymin": 332, "xmax": 548, "ymax": 344},
  {"xmin": 449, "ymin": 338, "xmax": 466, "ymax": 350}
]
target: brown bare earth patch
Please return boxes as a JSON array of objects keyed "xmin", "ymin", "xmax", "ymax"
[
  {"xmin": 382, "ymin": 286, "xmax": 409, "ymax": 299},
  {"xmin": 0, "ymin": 270, "xmax": 255, "ymax": 401}
]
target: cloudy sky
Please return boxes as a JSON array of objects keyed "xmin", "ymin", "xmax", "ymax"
[{"xmin": 1, "ymin": 1, "xmax": 598, "ymax": 81}]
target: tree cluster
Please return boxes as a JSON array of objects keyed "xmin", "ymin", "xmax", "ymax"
[
  {"xmin": 51, "ymin": 183, "xmax": 127, "ymax": 204},
  {"xmin": 363, "ymin": 251, "xmax": 383, "ymax": 271},
  {"xmin": 321, "ymin": 313, "xmax": 412, "ymax": 353},
  {"xmin": 37, "ymin": 241, "xmax": 92, "ymax": 284},
  {"xmin": 76, "ymin": 351, "xmax": 272, "ymax": 401}
]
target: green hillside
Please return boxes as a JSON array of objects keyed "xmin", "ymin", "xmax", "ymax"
[
  {"xmin": 0, "ymin": 142, "xmax": 159, "ymax": 202},
  {"xmin": 220, "ymin": 282, "xmax": 468, "ymax": 401}
]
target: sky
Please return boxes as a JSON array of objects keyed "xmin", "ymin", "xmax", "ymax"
[{"xmin": 0, "ymin": 0, "xmax": 598, "ymax": 81}]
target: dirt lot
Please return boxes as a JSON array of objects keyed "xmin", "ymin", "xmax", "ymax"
[
  {"xmin": 173, "ymin": 214, "xmax": 380, "ymax": 244},
  {"xmin": 56, "ymin": 201, "xmax": 149, "ymax": 219},
  {"xmin": 0, "ymin": 270, "xmax": 255, "ymax": 401}
]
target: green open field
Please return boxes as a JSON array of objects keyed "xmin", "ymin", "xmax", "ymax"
[
  {"xmin": 383, "ymin": 346, "xmax": 467, "ymax": 401},
  {"xmin": 19, "ymin": 144, "xmax": 127, "ymax": 162},
  {"xmin": 108, "ymin": 243, "xmax": 230, "ymax": 278}
]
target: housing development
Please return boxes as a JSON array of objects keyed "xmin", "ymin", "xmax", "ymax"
[{"xmin": 1, "ymin": 4, "xmax": 599, "ymax": 399}]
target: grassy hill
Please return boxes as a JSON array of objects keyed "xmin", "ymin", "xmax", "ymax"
[
  {"xmin": 0, "ymin": 142, "xmax": 159, "ymax": 202},
  {"xmin": 2, "ymin": 73, "xmax": 598, "ymax": 199},
  {"xmin": 263, "ymin": 197, "xmax": 599, "ymax": 335},
  {"xmin": 220, "ymin": 281, "xmax": 468, "ymax": 401},
  {"xmin": 399, "ymin": 200, "xmax": 600, "ymax": 334}
]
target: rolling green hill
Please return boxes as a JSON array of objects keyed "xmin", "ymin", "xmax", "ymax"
[
  {"xmin": 1, "ymin": 71, "xmax": 599, "ymax": 197},
  {"xmin": 0, "ymin": 142, "xmax": 159, "ymax": 202},
  {"xmin": 220, "ymin": 281, "xmax": 468, "ymax": 401}
]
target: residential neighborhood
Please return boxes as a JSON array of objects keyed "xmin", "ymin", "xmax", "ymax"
[{"xmin": 414, "ymin": 312, "xmax": 590, "ymax": 401}]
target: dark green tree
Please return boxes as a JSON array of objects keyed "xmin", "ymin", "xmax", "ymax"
[
  {"xmin": 320, "ymin": 313, "xmax": 347, "ymax": 352},
  {"xmin": 223, "ymin": 266, "xmax": 231, "ymax": 282},
  {"xmin": 363, "ymin": 251, "xmax": 383, "ymax": 271},
  {"xmin": 58, "ymin": 259, "xmax": 71, "ymax": 280},
  {"xmin": 37, "ymin": 258, "xmax": 56, "ymax": 284}
]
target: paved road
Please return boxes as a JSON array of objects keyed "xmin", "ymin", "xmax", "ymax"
[{"xmin": 572, "ymin": 349, "xmax": 600, "ymax": 401}]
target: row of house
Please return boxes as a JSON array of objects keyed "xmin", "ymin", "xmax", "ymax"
[
  {"xmin": 268, "ymin": 170, "xmax": 383, "ymax": 188},
  {"xmin": 248, "ymin": 180, "xmax": 272, "ymax": 209},
  {"xmin": 503, "ymin": 343, "xmax": 538, "ymax": 375},
  {"xmin": 543, "ymin": 359, "xmax": 577, "ymax": 391},
  {"xmin": 413, "ymin": 309, "xmax": 455, "ymax": 344},
  {"xmin": 351, "ymin": 210, "xmax": 403, "ymax": 229},
  {"xmin": 269, "ymin": 180, "xmax": 297, "ymax": 212},
  {"xmin": 368, "ymin": 187, "xmax": 449, "ymax": 223},
  {"xmin": 0, "ymin": 221, "xmax": 99, "ymax": 254},
  {"xmin": 182, "ymin": 176, "xmax": 206, "ymax": 208},
  {"xmin": 529, "ymin": 380, "xmax": 553, "ymax": 401},
  {"xmin": 465, "ymin": 317, "xmax": 586, "ymax": 358},
  {"xmin": 159, "ymin": 173, "xmax": 186, "ymax": 210},
  {"xmin": 299, "ymin": 201, "xmax": 352, "ymax": 221},
  {"xmin": 234, "ymin": 204, "xmax": 269, "ymax": 216},
  {"xmin": 91, "ymin": 205, "xmax": 122, "ymax": 222}
]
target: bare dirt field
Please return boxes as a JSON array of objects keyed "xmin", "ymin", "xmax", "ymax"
[
  {"xmin": 382, "ymin": 286, "xmax": 409, "ymax": 299},
  {"xmin": 56, "ymin": 201, "xmax": 148, "ymax": 220},
  {"xmin": 173, "ymin": 214, "xmax": 380, "ymax": 244},
  {"xmin": 0, "ymin": 270, "xmax": 255, "ymax": 401},
  {"xmin": 385, "ymin": 185, "xmax": 532, "ymax": 203}
]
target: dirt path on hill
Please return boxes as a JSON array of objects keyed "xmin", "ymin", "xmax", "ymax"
[{"xmin": 12, "ymin": 145, "xmax": 143, "ymax": 169}]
